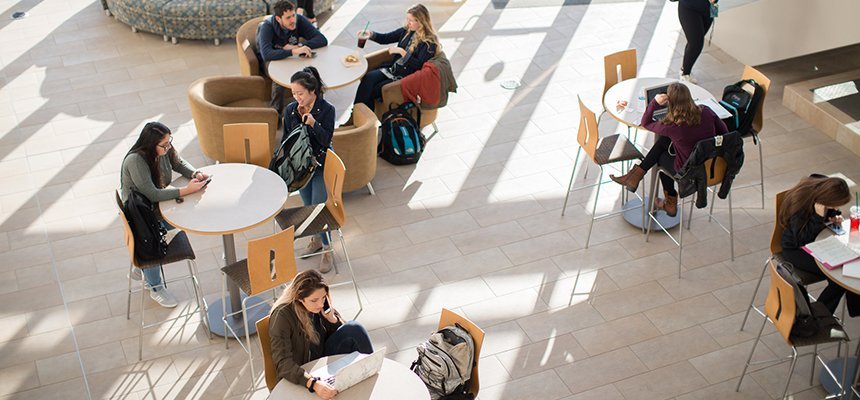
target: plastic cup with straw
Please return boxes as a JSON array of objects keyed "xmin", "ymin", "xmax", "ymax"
[
  {"xmin": 358, "ymin": 21, "xmax": 371, "ymax": 48},
  {"xmin": 851, "ymin": 192, "xmax": 860, "ymax": 231}
]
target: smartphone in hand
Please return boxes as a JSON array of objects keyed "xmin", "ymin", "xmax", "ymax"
[
  {"xmin": 323, "ymin": 296, "xmax": 332, "ymax": 314},
  {"xmin": 827, "ymin": 222, "xmax": 846, "ymax": 235},
  {"xmin": 201, "ymin": 175, "xmax": 213, "ymax": 188}
]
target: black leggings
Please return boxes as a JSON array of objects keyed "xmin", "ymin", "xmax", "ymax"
[
  {"xmin": 639, "ymin": 136, "xmax": 678, "ymax": 196},
  {"xmin": 296, "ymin": 0, "xmax": 315, "ymax": 19},
  {"xmin": 323, "ymin": 321, "xmax": 374, "ymax": 356},
  {"xmin": 782, "ymin": 249, "xmax": 860, "ymax": 316},
  {"xmin": 354, "ymin": 68, "xmax": 393, "ymax": 112},
  {"xmin": 678, "ymin": 6, "xmax": 712, "ymax": 75}
]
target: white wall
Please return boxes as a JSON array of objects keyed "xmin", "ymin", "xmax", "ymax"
[{"xmin": 711, "ymin": 0, "xmax": 860, "ymax": 66}]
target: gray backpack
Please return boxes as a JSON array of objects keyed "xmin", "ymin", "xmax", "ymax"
[
  {"xmin": 411, "ymin": 324, "xmax": 475, "ymax": 399},
  {"xmin": 268, "ymin": 123, "xmax": 318, "ymax": 192}
]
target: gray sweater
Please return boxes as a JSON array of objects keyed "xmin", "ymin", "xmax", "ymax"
[{"xmin": 120, "ymin": 152, "xmax": 195, "ymax": 204}]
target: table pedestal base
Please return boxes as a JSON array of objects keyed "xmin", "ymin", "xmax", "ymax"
[
  {"xmin": 622, "ymin": 196, "xmax": 681, "ymax": 230},
  {"xmin": 207, "ymin": 295, "xmax": 271, "ymax": 338},
  {"xmin": 820, "ymin": 356, "xmax": 858, "ymax": 396}
]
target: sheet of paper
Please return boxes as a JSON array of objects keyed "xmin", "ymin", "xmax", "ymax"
[
  {"xmin": 696, "ymin": 98, "xmax": 732, "ymax": 119},
  {"xmin": 842, "ymin": 259, "xmax": 860, "ymax": 279},
  {"xmin": 805, "ymin": 235, "xmax": 860, "ymax": 267}
]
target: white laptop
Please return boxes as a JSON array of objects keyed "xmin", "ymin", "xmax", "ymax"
[{"xmin": 311, "ymin": 347, "xmax": 386, "ymax": 392}]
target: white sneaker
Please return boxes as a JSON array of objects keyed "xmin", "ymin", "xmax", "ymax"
[
  {"xmin": 128, "ymin": 267, "xmax": 142, "ymax": 281},
  {"xmin": 679, "ymin": 73, "xmax": 698, "ymax": 84},
  {"xmin": 150, "ymin": 288, "xmax": 178, "ymax": 308}
]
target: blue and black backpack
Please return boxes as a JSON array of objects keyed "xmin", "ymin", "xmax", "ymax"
[
  {"xmin": 378, "ymin": 102, "xmax": 426, "ymax": 165},
  {"xmin": 719, "ymin": 79, "xmax": 764, "ymax": 138}
]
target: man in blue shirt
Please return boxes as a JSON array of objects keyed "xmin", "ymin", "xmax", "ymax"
[{"xmin": 256, "ymin": 0, "xmax": 328, "ymax": 116}]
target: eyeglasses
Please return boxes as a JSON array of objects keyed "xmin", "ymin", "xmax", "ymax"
[{"xmin": 158, "ymin": 137, "xmax": 173, "ymax": 150}]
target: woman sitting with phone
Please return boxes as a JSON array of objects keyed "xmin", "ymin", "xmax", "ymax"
[
  {"xmin": 779, "ymin": 175, "xmax": 859, "ymax": 316},
  {"xmin": 269, "ymin": 270, "xmax": 373, "ymax": 399}
]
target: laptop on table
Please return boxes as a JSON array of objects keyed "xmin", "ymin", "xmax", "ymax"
[
  {"xmin": 311, "ymin": 347, "xmax": 386, "ymax": 392},
  {"xmin": 642, "ymin": 83, "xmax": 670, "ymax": 122}
]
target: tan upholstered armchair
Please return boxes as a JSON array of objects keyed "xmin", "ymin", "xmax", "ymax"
[
  {"xmin": 332, "ymin": 103, "xmax": 378, "ymax": 194},
  {"xmin": 365, "ymin": 48, "xmax": 438, "ymax": 134},
  {"xmin": 188, "ymin": 76, "xmax": 278, "ymax": 163},
  {"xmin": 235, "ymin": 16, "xmax": 272, "ymax": 92}
]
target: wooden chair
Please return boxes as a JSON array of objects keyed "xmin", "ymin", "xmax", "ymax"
[
  {"xmin": 364, "ymin": 48, "xmax": 439, "ymax": 135},
  {"xmin": 736, "ymin": 259, "xmax": 850, "ymax": 399},
  {"xmin": 733, "ymin": 65, "xmax": 772, "ymax": 209},
  {"xmin": 220, "ymin": 226, "xmax": 298, "ymax": 382},
  {"xmin": 223, "ymin": 123, "xmax": 272, "ymax": 167},
  {"xmin": 740, "ymin": 190, "xmax": 826, "ymax": 331},
  {"xmin": 115, "ymin": 190, "xmax": 209, "ymax": 360},
  {"xmin": 256, "ymin": 315, "xmax": 278, "ymax": 391},
  {"xmin": 603, "ymin": 49, "xmax": 637, "ymax": 103},
  {"xmin": 437, "ymin": 308, "xmax": 485, "ymax": 397},
  {"xmin": 645, "ymin": 153, "xmax": 735, "ymax": 278},
  {"xmin": 332, "ymin": 103, "xmax": 378, "ymax": 194},
  {"xmin": 561, "ymin": 96, "xmax": 645, "ymax": 248},
  {"xmin": 274, "ymin": 150, "xmax": 362, "ymax": 318}
]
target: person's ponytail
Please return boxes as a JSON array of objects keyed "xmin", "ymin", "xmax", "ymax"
[{"xmin": 304, "ymin": 66, "xmax": 325, "ymax": 97}]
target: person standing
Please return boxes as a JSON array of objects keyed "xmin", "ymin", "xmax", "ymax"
[
  {"xmin": 256, "ymin": 0, "xmax": 328, "ymax": 116},
  {"xmin": 119, "ymin": 122, "xmax": 208, "ymax": 308},
  {"xmin": 678, "ymin": 0, "xmax": 716, "ymax": 83},
  {"xmin": 284, "ymin": 67, "xmax": 336, "ymax": 272},
  {"xmin": 353, "ymin": 4, "xmax": 439, "ymax": 111}
]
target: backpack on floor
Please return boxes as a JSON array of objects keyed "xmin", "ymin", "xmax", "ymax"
[
  {"xmin": 123, "ymin": 190, "xmax": 168, "ymax": 262},
  {"xmin": 269, "ymin": 122, "xmax": 318, "ymax": 192},
  {"xmin": 378, "ymin": 102, "xmax": 426, "ymax": 165},
  {"xmin": 719, "ymin": 79, "xmax": 764, "ymax": 137},
  {"xmin": 411, "ymin": 324, "xmax": 475, "ymax": 400}
]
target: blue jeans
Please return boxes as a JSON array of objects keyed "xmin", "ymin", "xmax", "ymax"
[
  {"xmin": 143, "ymin": 221, "xmax": 175, "ymax": 290},
  {"xmin": 299, "ymin": 168, "xmax": 329, "ymax": 247},
  {"xmin": 323, "ymin": 321, "xmax": 374, "ymax": 356}
]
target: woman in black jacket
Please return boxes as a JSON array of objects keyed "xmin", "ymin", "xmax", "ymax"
[
  {"xmin": 678, "ymin": 0, "xmax": 716, "ymax": 83},
  {"xmin": 353, "ymin": 3, "xmax": 439, "ymax": 111},
  {"xmin": 779, "ymin": 175, "xmax": 857, "ymax": 315}
]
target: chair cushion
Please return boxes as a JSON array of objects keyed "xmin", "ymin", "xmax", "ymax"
[
  {"xmin": 137, "ymin": 231, "xmax": 196, "ymax": 268},
  {"xmin": 594, "ymin": 134, "xmax": 643, "ymax": 165},
  {"xmin": 221, "ymin": 259, "xmax": 252, "ymax": 295},
  {"xmin": 275, "ymin": 205, "xmax": 340, "ymax": 239},
  {"xmin": 224, "ymin": 98, "xmax": 268, "ymax": 108}
]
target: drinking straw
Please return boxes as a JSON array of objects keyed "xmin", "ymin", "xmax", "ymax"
[
  {"xmin": 362, "ymin": 21, "xmax": 370, "ymax": 35},
  {"xmin": 855, "ymin": 191, "xmax": 858, "ymax": 209}
]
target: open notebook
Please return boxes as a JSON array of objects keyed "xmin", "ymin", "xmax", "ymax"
[{"xmin": 802, "ymin": 235, "xmax": 860, "ymax": 270}]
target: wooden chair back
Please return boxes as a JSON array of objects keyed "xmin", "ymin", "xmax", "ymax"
[
  {"xmin": 770, "ymin": 191, "xmax": 787, "ymax": 255},
  {"xmin": 740, "ymin": 65, "xmax": 771, "ymax": 134},
  {"xmin": 703, "ymin": 157, "xmax": 728, "ymax": 187},
  {"xmin": 603, "ymin": 49, "xmax": 637, "ymax": 100},
  {"xmin": 764, "ymin": 259, "xmax": 796, "ymax": 344},
  {"xmin": 223, "ymin": 123, "xmax": 272, "ymax": 167},
  {"xmin": 323, "ymin": 149, "xmax": 346, "ymax": 227},
  {"xmin": 576, "ymin": 96, "xmax": 600, "ymax": 162},
  {"xmin": 437, "ymin": 308, "xmax": 485, "ymax": 397},
  {"xmin": 256, "ymin": 315, "xmax": 278, "ymax": 391},
  {"xmin": 115, "ymin": 190, "xmax": 137, "ymax": 267},
  {"xmin": 247, "ymin": 226, "xmax": 297, "ymax": 295}
]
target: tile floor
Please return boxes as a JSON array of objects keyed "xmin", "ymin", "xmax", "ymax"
[{"xmin": 1, "ymin": 0, "xmax": 860, "ymax": 398}]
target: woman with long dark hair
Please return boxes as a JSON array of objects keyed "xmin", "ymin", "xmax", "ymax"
[
  {"xmin": 610, "ymin": 82, "xmax": 727, "ymax": 216},
  {"xmin": 119, "ymin": 121, "xmax": 208, "ymax": 307},
  {"xmin": 269, "ymin": 270, "xmax": 372, "ymax": 399},
  {"xmin": 779, "ymin": 175, "xmax": 858, "ymax": 315},
  {"xmin": 284, "ymin": 66, "xmax": 336, "ymax": 272},
  {"xmin": 353, "ymin": 3, "xmax": 439, "ymax": 111}
]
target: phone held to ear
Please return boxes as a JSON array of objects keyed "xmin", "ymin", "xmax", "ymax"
[{"xmin": 323, "ymin": 297, "xmax": 332, "ymax": 314}]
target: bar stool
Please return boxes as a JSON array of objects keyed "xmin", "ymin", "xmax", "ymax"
[
  {"xmin": 220, "ymin": 226, "xmax": 298, "ymax": 382},
  {"xmin": 726, "ymin": 66, "xmax": 771, "ymax": 209}
]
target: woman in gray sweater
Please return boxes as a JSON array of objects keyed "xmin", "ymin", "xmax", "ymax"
[{"xmin": 119, "ymin": 121, "xmax": 208, "ymax": 308}]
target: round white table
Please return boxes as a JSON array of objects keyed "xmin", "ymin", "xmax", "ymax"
[
  {"xmin": 267, "ymin": 45, "xmax": 368, "ymax": 90},
  {"xmin": 159, "ymin": 163, "xmax": 288, "ymax": 337},
  {"xmin": 602, "ymin": 77, "xmax": 719, "ymax": 229},
  {"xmin": 268, "ymin": 357, "xmax": 430, "ymax": 400}
]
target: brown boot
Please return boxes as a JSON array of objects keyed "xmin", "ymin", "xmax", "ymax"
[
  {"xmin": 661, "ymin": 190, "xmax": 678, "ymax": 217},
  {"xmin": 610, "ymin": 165, "xmax": 646, "ymax": 193}
]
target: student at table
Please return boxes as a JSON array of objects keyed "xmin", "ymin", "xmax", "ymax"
[
  {"xmin": 119, "ymin": 121, "xmax": 208, "ymax": 308},
  {"xmin": 284, "ymin": 66, "xmax": 336, "ymax": 272},
  {"xmin": 256, "ymin": 0, "xmax": 328, "ymax": 117},
  {"xmin": 779, "ymin": 175, "xmax": 859, "ymax": 315},
  {"xmin": 353, "ymin": 3, "xmax": 439, "ymax": 111},
  {"xmin": 269, "ymin": 270, "xmax": 373, "ymax": 399},
  {"xmin": 609, "ymin": 82, "xmax": 727, "ymax": 217}
]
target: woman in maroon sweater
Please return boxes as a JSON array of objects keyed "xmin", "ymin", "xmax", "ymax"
[{"xmin": 610, "ymin": 83, "xmax": 728, "ymax": 216}]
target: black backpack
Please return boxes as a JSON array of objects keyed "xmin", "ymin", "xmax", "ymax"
[
  {"xmin": 378, "ymin": 102, "xmax": 426, "ymax": 165},
  {"xmin": 775, "ymin": 260, "xmax": 820, "ymax": 338},
  {"xmin": 123, "ymin": 190, "xmax": 168, "ymax": 262},
  {"xmin": 719, "ymin": 79, "xmax": 764, "ymax": 137},
  {"xmin": 269, "ymin": 123, "xmax": 318, "ymax": 192}
]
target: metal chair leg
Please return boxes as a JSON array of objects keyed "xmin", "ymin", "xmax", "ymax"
[
  {"xmin": 782, "ymin": 348, "xmax": 799, "ymax": 400},
  {"xmin": 561, "ymin": 148, "xmax": 582, "ymax": 216},
  {"xmin": 645, "ymin": 170, "xmax": 660, "ymax": 242},
  {"xmin": 338, "ymin": 229, "xmax": 363, "ymax": 320},
  {"xmin": 678, "ymin": 196, "xmax": 685, "ymax": 278},
  {"xmin": 740, "ymin": 259, "xmax": 770, "ymax": 331},
  {"xmin": 139, "ymin": 278, "xmax": 146, "ymax": 361},
  {"xmin": 221, "ymin": 273, "xmax": 229, "ymax": 349},
  {"xmin": 585, "ymin": 167, "xmax": 604, "ymax": 249},
  {"xmin": 728, "ymin": 192, "xmax": 734, "ymax": 261},
  {"xmin": 757, "ymin": 134, "xmax": 765, "ymax": 209},
  {"xmin": 736, "ymin": 315, "xmax": 769, "ymax": 391},
  {"xmin": 127, "ymin": 263, "xmax": 133, "ymax": 320},
  {"xmin": 242, "ymin": 297, "xmax": 255, "ymax": 383},
  {"xmin": 366, "ymin": 183, "xmax": 375, "ymax": 196},
  {"xmin": 188, "ymin": 260, "xmax": 211, "ymax": 340}
]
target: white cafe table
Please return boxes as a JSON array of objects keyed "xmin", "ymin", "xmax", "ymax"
[
  {"xmin": 602, "ymin": 77, "xmax": 720, "ymax": 230},
  {"xmin": 159, "ymin": 163, "xmax": 288, "ymax": 337},
  {"xmin": 268, "ymin": 356, "xmax": 430, "ymax": 400}
]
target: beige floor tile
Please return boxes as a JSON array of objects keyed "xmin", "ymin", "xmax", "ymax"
[
  {"xmin": 401, "ymin": 211, "xmax": 481, "ymax": 244},
  {"xmin": 0, "ymin": 362, "xmax": 40, "ymax": 396},
  {"xmin": 468, "ymin": 195, "xmax": 546, "ymax": 228},
  {"xmin": 0, "ymin": 377, "xmax": 88, "ymax": 400},
  {"xmin": 602, "ymin": 251, "xmax": 680, "ymax": 289},
  {"xmin": 450, "ymin": 220, "xmax": 530, "ymax": 255},
  {"xmin": 555, "ymin": 347, "xmax": 649, "ymax": 395},
  {"xmin": 478, "ymin": 369, "xmax": 571, "ymax": 400},
  {"xmin": 352, "ymin": 204, "xmax": 432, "ymax": 234},
  {"xmin": 430, "ymin": 247, "xmax": 513, "ymax": 284},
  {"xmin": 550, "ymin": 240, "xmax": 633, "ymax": 275},
  {"xmin": 643, "ymin": 293, "xmax": 731, "ymax": 334},
  {"xmin": 630, "ymin": 325, "xmax": 722, "ymax": 371},
  {"xmin": 482, "ymin": 258, "xmax": 565, "ymax": 296},
  {"xmin": 380, "ymin": 237, "xmax": 462, "ymax": 273},
  {"xmin": 690, "ymin": 339, "xmax": 779, "ymax": 385},
  {"xmin": 499, "ymin": 230, "xmax": 578, "ymax": 266},
  {"xmin": 359, "ymin": 265, "xmax": 440, "ymax": 304},
  {"xmin": 591, "ymin": 281, "xmax": 675, "ymax": 321},
  {"xmin": 461, "ymin": 288, "xmax": 548, "ymax": 328},
  {"xmin": 495, "ymin": 333, "xmax": 588, "ymax": 379},
  {"xmin": 36, "ymin": 351, "xmax": 83, "ymax": 385},
  {"xmin": 615, "ymin": 361, "xmax": 709, "ymax": 400},
  {"xmin": 409, "ymin": 277, "xmax": 497, "ymax": 317},
  {"xmin": 572, "ymin": 313, "xmax": 661, "ymax": 357},
  {"xmin": 516, "ymin": 303, "xmax": 605, "ymax": 343}
]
